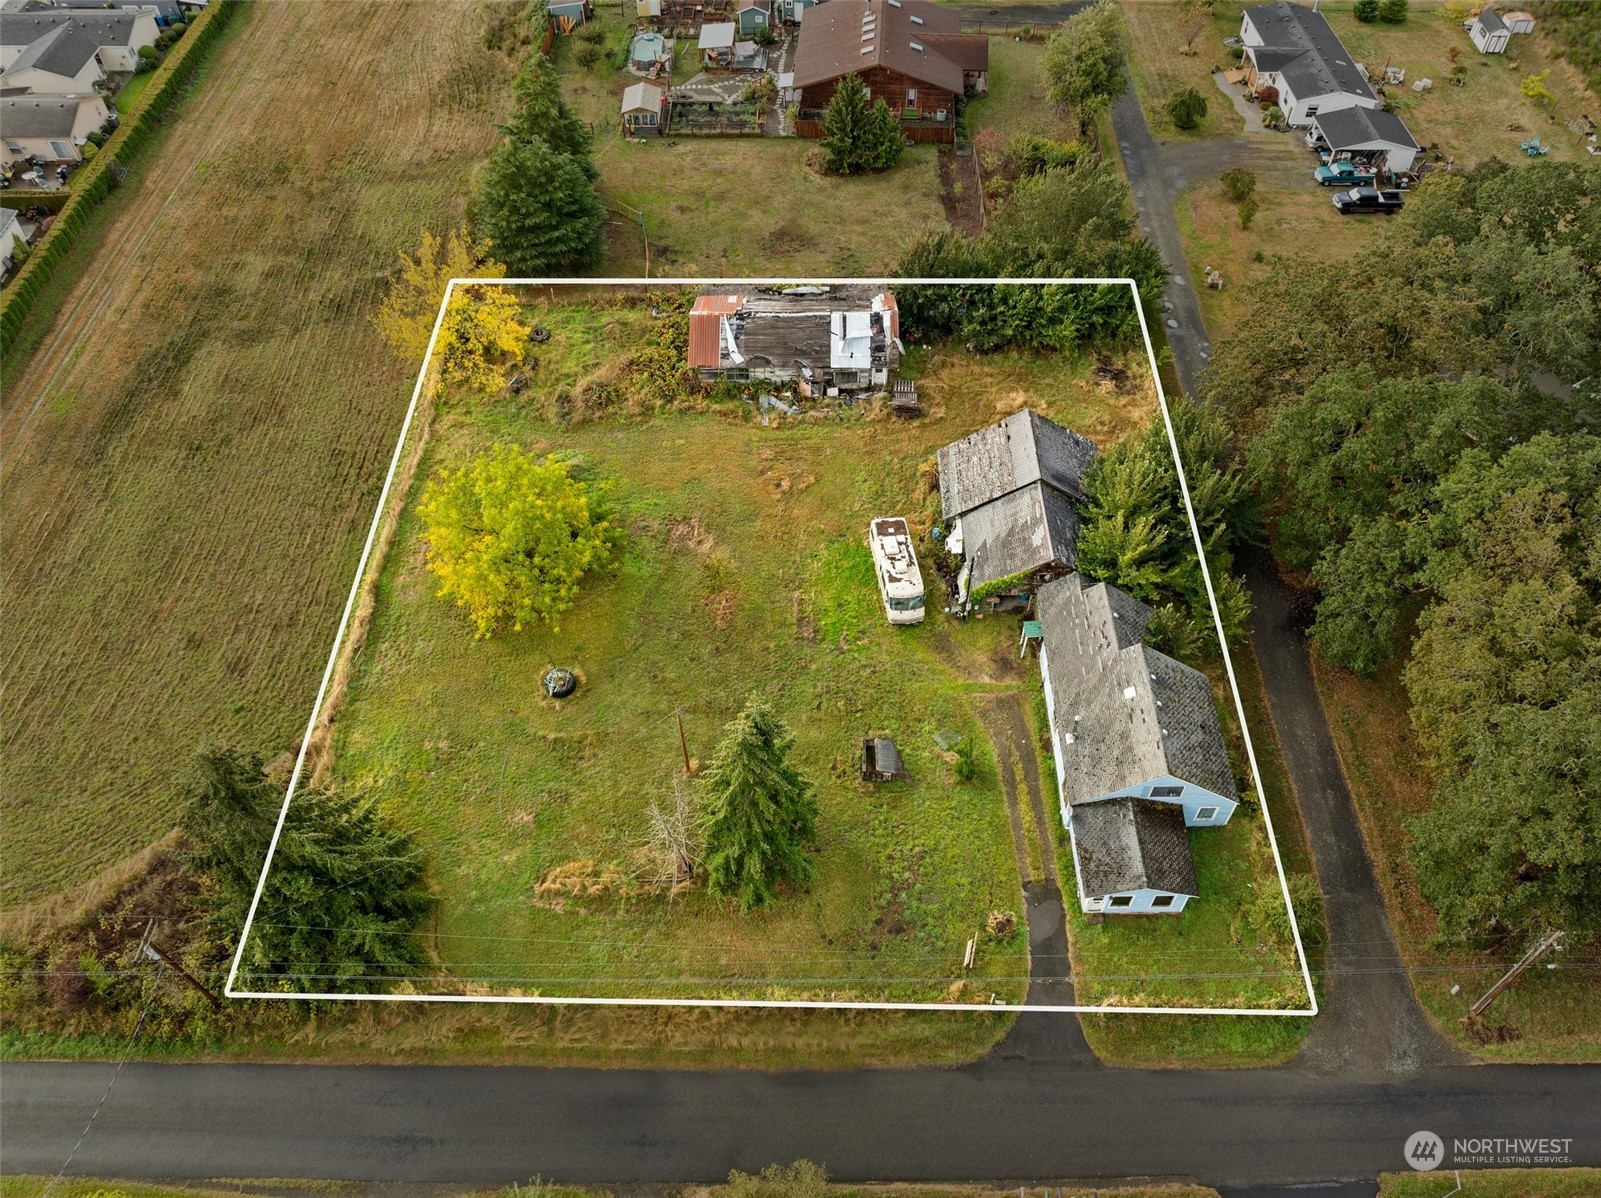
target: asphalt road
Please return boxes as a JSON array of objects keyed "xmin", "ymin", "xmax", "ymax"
[{"xmin": 7, "ymin": 1057, "xmax": 1599, "ymax": 1189}]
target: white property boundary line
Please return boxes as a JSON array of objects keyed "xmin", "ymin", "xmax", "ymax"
[{"xmin": 225, "ymin": 277, "xmax": 1318, "ymax": 1018}]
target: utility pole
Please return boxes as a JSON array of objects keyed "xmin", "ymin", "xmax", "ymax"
[
  {"xmin": 1465, "ymin": 929, "xmax": 1564, "ymax": 1020},
  {"xmin": 677, "ymin": 707, "xmax": 694, "ymax": 776},
  {"xmin": 139, "ymin": 922, "xmax": 223, "ymax": 1011}
]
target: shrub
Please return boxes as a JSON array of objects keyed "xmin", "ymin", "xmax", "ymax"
[
  {"xmin": 1377, "ymin": 0, "xmax": 1408, "ymax": 22},
  {"xmin": 80, "ymin": 142, "xmax": 98, "ymax": 161},
  {"xmin": 1164, "ymin": 85, "xmax": 1208, "ymax": 131},
  {"xmin": 578, "ymin": 23, "xmax": 605, "ymax": 43},
  {"xmin": 1006, "ymin": 131, "xmax": 1080, "ymax": 175},
  {"xmin": 1354, "ymin": 0, "xmax": 1380, "ymax": 22},
  {"xmin": 575, "ymin": 42, "xmax": 601, "ymax": 68},
  {"xmin": 952, "ymin": 736, "xmax": 980, "ymax": 782},
  {"xmin": 1220, "ymin": 166, "xmax": 1256, "ymax": 203},
  {"xmin": 1238, "ymin": 194, "xmax": 1259, "ymax": 229},
  {"xmin": 169, "ymin": 20, "xmax": 187, "ymax": 37},
  {"xmin": 1520, "ymin": 69, "xmax": 1555, "ymax": 102},
  {"xmin": 137, "ymin": 43, "xmax": 159, "ymax": 60}
]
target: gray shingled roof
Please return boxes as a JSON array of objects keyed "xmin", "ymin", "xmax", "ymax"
[
  {"xmin": 1243, "ymin": 0, "xmax": 1375, "ymax": 102},
  {"xmin": 960, "ymin": 480, "xmax": 1079, "ymax": 592},
  {"xmin": 1071, "ymin": 797, "xmax": 1199, "ymax": 898},
  {"xmin": 1312, "ymin": 105, "xmax": 1419, "ymax": 152},
  {"xmin": 937, "ymin": 409, "xmax": 1099, "ymax": 520},
  {"xmin": 0, "ymin": 92, "xmax": 99, "ymax": 138},
  {"xmin": 1476, "ymin": 7, "xmax": 1507, "ymax": 34},
  {"xmin": 1038, "ymin": 573, "xmax": 1238, "ymax": 806},
  {"xmin": 2, "ymin": 9, "xmax": 144, "ymax": 46}
]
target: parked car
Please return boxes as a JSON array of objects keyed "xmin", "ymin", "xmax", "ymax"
[
  {"xmin": 1315, "ymin": 160, "xmax": 1374, "ymax": 186},
  {"xmin": 1333, "ymin": 186, "xmax": 1404, "ymax": 215}
]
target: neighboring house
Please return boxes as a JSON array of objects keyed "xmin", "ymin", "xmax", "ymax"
[
  {"xmin": 791, "ymin": 0, "xmax": 988, "ymax": 145},
  {"xmin": 687, "ymin": 286, "xmax": 901, "ymax": 392},
  {"xmin": 773, "ymin": 0, "xmax": 821, "ymax": 22},
  {"xmin": 16, "ymin": 0, "xmax": 184, "ymax": 25},
  {"xmin": 620, "ymin": 80, "xmax": 664, "ymax": 134},
  {"xmin": 1036, "ymin": 572, "xmax": 1241, "ymax": 915},
  {"xmin": 1, "ymin": 204, "xmax": 27, "ymax": 272},
  {"xmin": 1469, "ymin": 8, "xmax": 1510, "ymax": 54},
  {"xmin": 1238, "ymin": 0, "xmax": 1378, "ymax": 127},
  {"xmin": 0, "ymin": 89, "xmax": 108, "ymax": 163},
  {"xmin": 1, "ymin": 9, "xmax": 158, "ymax": 77},
  {"xmin": 1307, "ymin": 104, "xmax": 1419, "ymax": 172},
  {"xmin": 735, "ymin": 0, "xmax": 770, "ymax": 35},
  {"xmin": 936, "ymin": 410, "xmax": 1098, "ymax": 608},
  {"xmin": 0, "ymin": 22, "xmax": 102, "ymax": 92},
  {"xmin": 698, "ymin": 20, "xmax": 734, "ymax": 66}
]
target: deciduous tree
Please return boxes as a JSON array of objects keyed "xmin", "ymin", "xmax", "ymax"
[
  {"xmin": 436, "ymin": 284, "xmax": 531, "ymax": 392},
  {"xmin": 374, "ymin": 228, "xmax": 506, "ymax": 367},
  {"xmin": 1043, "ymin": 0, "xmax": 1128, "ymax": 134},
  {"xmin": 418, "ymin": 444, "xmax": 614, "ymax": 638},
  {"xmin": 1164, "ymin": 86, "xmax": 1208, "ymax": 131}
]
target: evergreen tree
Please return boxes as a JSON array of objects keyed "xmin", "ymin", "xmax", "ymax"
[
  {"xmin": 699, "ymin": 698, "xmax": 819, "ymax": 913},
  {"xmin": 473, "ymin": 134, "xmax": 606, "ymax": 275},
  {"xmin": 820, "ymin": 74, "xmax": 901, "ymax": 174},
  {"xmin": 506, "ymin": 52, "xmax": 598, "ymax": 176},
  {"xmin": 181, "ymin": 748, "xmax": 434, "ymax": 993}
]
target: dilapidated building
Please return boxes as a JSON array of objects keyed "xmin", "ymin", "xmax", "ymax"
[{"xmin": 687, "ymin": 287, "xmax": 901, "ymax": 393}]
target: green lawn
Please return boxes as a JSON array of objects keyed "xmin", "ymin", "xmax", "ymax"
[
  {"xmin": 113, "ymin": 70, "xmax": 155, "ymax": 114},
  {"xmin": 317, "ymin": 291, "xmax": 1153, "ymax": 1006}
]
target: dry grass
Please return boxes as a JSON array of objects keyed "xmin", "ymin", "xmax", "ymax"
[
  {"xmin": 1121, "ymin": 0, "xmax": 1243, "ymax": 140},
  {"xmin": 1311, "ymin": 654, "xmax": 1601, "ymax": 1061},
  {"xmin": 1314, "ymin": 0, "xmax": 1599, "ymax": 166},
  {"xmin": 0, "ymin": 1, "xmax": 522, "ymax": 910}
]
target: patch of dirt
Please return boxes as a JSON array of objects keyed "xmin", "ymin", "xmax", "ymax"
[
  {"xmin": 793, "ymin": 591, "xmax": 818, "ymax": 643},
  {"xmin": 667, "ymin": 516, "xmax": 715, "ymax": 556},
  {"xmin": 533, "ymin": 859, "xmax": 634, "ymax": 911},
  {"xmin": 870, "ymin": 847, "xmax": 926, "ymax": 950},
  {"xmin": 937, "ymin": 145, "xmax": 984, "ymax": 236},
  {"xmin": 706, "ymin": 591, "xmax": 736, "ymax": 628}
]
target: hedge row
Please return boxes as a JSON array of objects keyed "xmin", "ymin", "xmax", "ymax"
[{"xmin": 0, "ymin": 0, "xmax": 241, "ymax": 358}]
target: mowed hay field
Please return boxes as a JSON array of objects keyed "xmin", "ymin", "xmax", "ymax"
[{"xmin": 0, "ymin": 1, "xmax": 524, "ymax": 910}]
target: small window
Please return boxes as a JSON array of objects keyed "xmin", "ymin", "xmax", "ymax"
[
  {"xmin": 1195, "ymin": 805, "xmax": 1219, "ymax": 821},
  {"xmin": 910, "ymin": 13, "xmax": 923, "ymax": 22},
  {"xmin": 1108, "ymin": 895, "xmax": 1134, "ymax": 909},
  {"xmin": 905, "ymin": 88, "xmax": 917, "ymax": 106},
  {"xmin": 1151, "ymin": 785, "xmax": 1182, "ymax": 798},
  {"xmin": 1306, "ymin": 105, "xmax": 1320, "ymax": 116},
  {"xmin": 1151, "ymin": 895, "xmax": 1175, "ymax": 909}
]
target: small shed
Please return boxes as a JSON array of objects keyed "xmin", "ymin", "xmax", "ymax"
[
  {"xmin": 699, "ymin": 21, "xmax": 735, "ymax": 66},
  {"xmin": 731, "ymin": 39, "xmax": 767, "ymax": 70},
  {"xmin": 736, "ymin": 0, "xmax": 770, "ymax": 34},
  {"xmin": 621, "ymin": 81, "xmax": 666, "ymax": 134},
  {"xmin": 891, "ymin": 379, "xmax": 919, "ymax": 418},
  {"xmin": 1502, "ymin": 10, "xmax": 1535, "ymax": 34},
  {"xmin": 862, "ymin": 737, "xmax": 906, "ymax": 782},
  {"xmin": 1469, "ymin": 8, "xmax": 1509, "ymax": 54},
  {"xmin": 550, "ymin": 0, "xmax": 589, "ymax": 31}
]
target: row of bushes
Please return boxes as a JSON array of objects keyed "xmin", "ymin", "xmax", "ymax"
[{"xmin": 0, "ymin": 0, "xmax": 241, "ymax": 358}]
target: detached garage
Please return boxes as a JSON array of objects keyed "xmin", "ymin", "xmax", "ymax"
[{"xmin": 1309, "ymin": 105, "xmax": 1421, "ymax": 173}]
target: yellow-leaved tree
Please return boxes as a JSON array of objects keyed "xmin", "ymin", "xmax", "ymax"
[
  {"xmin": 417, "ymin": 444, "xmax": 613, "ymax": 638},
  {"xmin": 436, "ymin": 284, "xmax": 530, "ymax": 393},
  {"xmin": 373, "ymin": 227, "xmax": 508, "ymax": 366}
]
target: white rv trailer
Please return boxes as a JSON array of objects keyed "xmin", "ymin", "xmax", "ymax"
[{"xmin": 869, "ymin": 517, "xmax": 925, "ymax": 625}]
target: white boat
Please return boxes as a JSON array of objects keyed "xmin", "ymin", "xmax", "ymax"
[{"xmin": 869, "ymin": 517, "xmax": 925, "ymax": 625}]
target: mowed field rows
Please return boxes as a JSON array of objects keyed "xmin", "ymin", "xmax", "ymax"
[{"xmin": 1, "ymin": 1, "xmax": 522, "ymax": 909}]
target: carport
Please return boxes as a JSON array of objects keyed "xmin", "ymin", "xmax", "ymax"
[{"xmin": 1307, "ymin": 106, "xmax": 1421, "ymax": 173}]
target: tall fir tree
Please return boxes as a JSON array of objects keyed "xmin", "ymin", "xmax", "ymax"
[
  {"xmin": 820, "ymin": 74, "xmax": 901, "ymax": 175},
  {"xmin": 698, "ymin": 697, "xmax": 820, "ymax": 913},
  {"xmin": 506, "ymin": 52, "xmax": 598, "ymax": 176},
  {"xmin": 473, "ymin": 134, "xmax": 607, "ymax": 275}
]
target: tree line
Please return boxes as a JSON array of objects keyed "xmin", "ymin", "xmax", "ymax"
[{"xmin": 1216, "ymin": 159, "xmax": 1601, "ymax": 944}]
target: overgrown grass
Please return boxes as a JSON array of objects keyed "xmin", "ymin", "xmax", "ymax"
[
  {"xmin": 321, "ymin": 296, "xmax": 1153, "ymax": 1008},
  {"xmin": 1377, "ymin": 1170, "xmax": 1601, "ymax": 1198},
  {"xmin": 1312, "ymin": 655, "xmax": 1601, "ymax": 1062},
  {"xmin": 1120, "ymin": 0, "xmax": 1242, "ymax": 140}
]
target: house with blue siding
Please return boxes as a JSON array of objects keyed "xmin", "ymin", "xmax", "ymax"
[{"xmin": 1037, "ymin": 572, "xmax": 1241, "ymax": 915}]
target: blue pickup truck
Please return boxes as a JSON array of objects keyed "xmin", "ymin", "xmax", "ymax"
[{"xmin": 1315, "ymin": 160, "xmax": 1376, "ymax": 187}]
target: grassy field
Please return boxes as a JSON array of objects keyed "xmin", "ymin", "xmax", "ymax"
[
  {"xmin": 316, "ymin": 288, "xmax": 1155, "ymax": 1006},
  {"xmin": 550, "ymin": 10, "xmax": 947, "ymax": 276},
  {"xmin": 1377, "ymin": 1170, "xmax": 1601, "ymax": 1198},
  {"xmin": 1121, "ymin": 0, "xmax": 1243, "ymax": 141},
  {"xmin": 0, "ymin": 1, "xmax": 525, "ymax": 913},
  {"xmin": 968, "ymin": 38, "xmax": 1068, "ymax": 141},
  {"xmin": 1311, "ymin": 656, "xmax": 1601, "ymax": 1062}
]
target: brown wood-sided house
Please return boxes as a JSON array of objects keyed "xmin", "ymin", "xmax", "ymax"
[{"xmin": 791, "ymin": 0, "xmax": 988, "ymax": 145}]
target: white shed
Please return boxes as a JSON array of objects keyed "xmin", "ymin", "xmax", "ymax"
[
  {"xmin": 1470, "ymin": 9, "xmax": 1510, "ymax": 54},
  {"xmin": 1503, "ymin": 10, "xmax": 1536, "ymax": 34}
]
